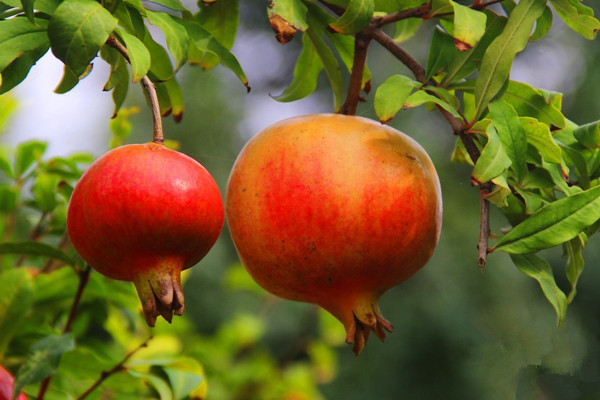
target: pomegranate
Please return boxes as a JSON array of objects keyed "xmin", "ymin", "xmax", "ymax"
[
  {"xmin": 67, "ymin": 142, "xmax": 224, "ymax": 326},
  {"xmin": 226, "ymin": 114, "xmax": 442, "ymax": 354},
  {"xmin": 0, "ymin": 364, "xmax": 26, "ymax": 400}
]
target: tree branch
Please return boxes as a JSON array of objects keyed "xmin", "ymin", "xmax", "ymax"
[
  {"xmin": 76, "ymin": 336, "xmax": 153, "ymax": 400},
  {"xmin": 106, "ymin": 35, "xmax": 164, "ymax": 144},
  {"xmin": 366, "ymin": 27, "xmax": 425, "ymax": 82},
  {"xmin": 340, "ymin": 31, "xmax": 371, "ymax": 115},
  {"xmin": 478, "ymin": 187, "xmax": 491, "ymax": 269}
]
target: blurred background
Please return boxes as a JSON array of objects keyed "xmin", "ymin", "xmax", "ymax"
[{"xmin": 3, "ymin": 2, "xmax": 600, "ymax": 399}]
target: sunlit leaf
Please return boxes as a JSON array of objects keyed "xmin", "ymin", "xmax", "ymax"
[
  {"xmin": 521, "ymin": 117, "xmax": 563, "ymax": 165},
  {"xmin": 472, "ymin": 122, "xmax": 511, "ymax": 183},
  {"xmin": 449, "ymin": 0, "xmax": 487, "ymax": 50},
  {"xmin": 329, "ymin": 0, "xmax": 374, "ymax": 34},
  {"xmin": 550, "ymin": 0, "xmax": 600, "ymax": 39},
  {"xmin": 116, "ymin": 29, "xmax": 150, "ymax": 82},
  {"xmin": 0, "ymin": 18, "xmax": 48, "ymax": 72},
  {"xmin": 146, "ymin": 11, "xmax": 189, "ymax": 70},
  {"xmin": 374, "ymin": 74, "xmax": 420, "ymax": 123},
  {"xmin": 573, "ymin": 120, "xmax": 600, "ymax": 149},
  {"xmin": 510, "ymin": 253, "xmax": 567, "ymax": 325},
  {"xmin": 503, "ymin": 80, "xmax": 566, "ymax": 128},
  {"xmin": 403, "ymin": 90, "xmax": 462, "ymax": 119},
  {"xmin": 48, "ymin": 0, "xmax": 118, "ymax": 76},
  {"xmin": 489, "ymin": 99, "xmax": 527, "ymax": 182},
  {"xmin": 14, "ymin": 140, "xmax": 46, "ymax": 179},
  {"xmin": 474, "ymin": 0, "xmax": 546, "ymax": 119},
  {"xmin": 495, "ymin": 185, "xmax": 600, "ymax": 254}
]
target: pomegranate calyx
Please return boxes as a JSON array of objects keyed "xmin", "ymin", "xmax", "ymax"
[
  {"xmin": 345, "ymin": 302, "xmax": 394, "ymax": 355},
  {"xmin": 133, "ymin": 267, "xmax": 184, "ymax": 327}
]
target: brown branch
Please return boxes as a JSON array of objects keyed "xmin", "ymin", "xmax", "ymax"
[
  {"xmin": 106, "ymin": 35, "xmax": 164, "ymax": 144},
  {"xmin": 36, "ymin": 265, "xmax": 92, "ymax": 400},
  {"xmin": 366, "ymin": 27, "xmax": 426, "ymax": 82},
  {"xmin": 372, "ymin": 3, "xmax": 430, "ymax": 27},
  {"xmin": 340, "ymin": 31, "xmax": 371, "ymax": 115},
  {"xmin": 75, "ymin": 336, "xmax": 152, "ymax": 400},
  {"xmin": 478, "ymin": 186, "xmax": 491, "ymax": 269}
]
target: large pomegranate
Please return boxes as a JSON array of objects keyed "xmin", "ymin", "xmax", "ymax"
[
  {"xmin": 0, "ymin": 364, "xmax": 26, "ymax": 400},
  {"xmin": 67, "ymin": 142, "xmax": 224, "ymax": 326},
  {"xmin": 226, "ymin": 114, "xmax": 442, "ymax": 354}
]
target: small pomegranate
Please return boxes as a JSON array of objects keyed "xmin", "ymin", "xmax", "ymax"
[
  {"xmin": 226, "ymin": 114, "xmax": 442, "ymax": 354},
  {"xmin": 67, "ymin": 142, "xmax": 224, "ymax": 326},
  {"xmin": 0, "ymin": 364, "xmax": 26, "ymax": 400}
]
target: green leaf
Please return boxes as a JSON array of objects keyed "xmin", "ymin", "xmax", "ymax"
[
  {"xmin": 521, "ymin": 117, "xmax": 563, "ymax": 165},
  {"xmin": 0, "ymin": 17, "xmax": 49, "ymax": 72},
  {"xmin": 53, "ymin": 64, "xmax": 81, "ymax": 94},
  {"xmin": 146, "ymin": 11, "xmax": 189, "ymax": 70},
  {"xmin": 531, "ymin": 5, "xmax": 553, "ymax": 41},
  {"xmin": 14, "ymin": 333, "xmax": 75, "ymax": 396},
  {"xmin": 267, "ymin": 0, "xmax": 308, "ymax": 31},
  {"xmin": 0, "ymin": 268, "xmax": 34, "ymax": 358},
  {"xmin": 116, "ymin": 29, "xmax": 150, "ymax": 82},
  {"xmin": 176, "ymin": 19, "xmax": 249, "ymax": 90},
  {"xmin": 163, "ymin": 366, "xmax": 204, "ymax": 400},
  {"xmin": 550, "ymin": 0, "xmax": 600, "ymax": 39},
  {"xmin": 0, "ymin": 241, "xmax": 75, "ymax": 265},
  {"xmin": 489, "ymin": 99, "xmax": 527, "ymax": 182},
  {"xmin": 510, "ymin": 253, "xmax": 567, "ymax": 325},
  {"xmin": 0, "ymin": 185, "xmax": 18, "ymax": 212},
  {"xmin": 142, "ymin": 31, "xmax": 173, "ymax": 81},
  {"xmin": 31, "ymin": 171, "xmax": 60, "ymax": 212},
  {"xmin": 474, "ymin": 0, "xmax": 546, "ymax": 119},
  {"xmin": 472, "ymin": 122, "xmax": 512, "ymax": 183},
  {"xmin": 503, "ymin": 80, "xmax": 566, "ymax": 128},
  {"xmin": 272, "ymin": 33, "xmax": 323, "ymax": 103},
  {"xmin": 0, "ymin": 43, "xmax": 48, "ymax": 94},
  {"xmin": 14, "ymin": 140, "xmax": 46, "ymax": 179},
  {"xmin": 304, "ymin": 16, "xmax": 343, "ymax": 112},
  {"xmin": 101, "ymin": 45, "xmax": 130, "ymax": 116},
  {"xmin": 326, "ymin": 30, "xmax": 371, "ymax": 91},
  {"xmin": 145, "ymin": 0, "xmax": 186, "ymax": 11},
  {"xmin": 495, "ymin": 185, "xmax": 600, "ymax": 254},
  {"xmin": 128, "ymin": 370, "xmax": 173, "ymax": 400},
  {"xmin": 329, "ymin": 0, "xmax": 374, "ymax": 34},
  {"xmin": 393, "ymin": 17, "xmax": 421, "ymax": 43},
  {"xmin": 194, "ymin": 0, "xmax": 239, "ymax": 69},
  {"xmin": 374, "ymin": 74, "xmax": 420, "ymax": 123},
  {"xmin": 563, "ymin": 237, "xmax": 584, "ymax": 303},
  {"xmin": 48, "ymin": 0, "xmax": 118, "ymax": 76},
  {"xmin": 21, "ymin": 0, "xmax": 35, "ymax": 25},
  {"xmin": 442, "ymin": 10, "xmax": 507, "ymax": 86},
  {"xmin": 425, "ymin": 28, "xmax": 455, "ymax": 82},
  {"xmin": 449, "ymin": 0, "xmax": 487, "ymax": 50},
  {"xmin": 573, "ymin": 120, "xmax": 600, "ymax": 149},
  {"xmin": 403, "ymin": 90, "xmax": 462, "ymax": 119}
]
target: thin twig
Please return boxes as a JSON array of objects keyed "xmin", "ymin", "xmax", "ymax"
[
  {"xmin": 366, "ymin": 27, "xmax": 426, "ymax": 82},
  {"xmin": 106, "ymin": 34, "xmax": 164, "ymax": 144},
  {"xmin": 373, "ymin": 4, "xmax": 430, "ymax": 27},
  {"xmin": 478, "ymin": 187, "xmax": 491, "ymax": 269},
  {"xmin": 36, "ymin": 265, "xmax": 92, "ymax": 400},
  {"xmin": 76, "ymin": 336, "xmax": 153, "ymax": 400},
  {"xmin": 340, "ymin": 31, "xmax": 371, "ymax": 115}
]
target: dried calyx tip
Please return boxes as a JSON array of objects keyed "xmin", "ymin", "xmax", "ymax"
[
  {"xmin": 345, "ymin": 304, "xmax": 394, "ymax": 356},
  {"xmin": 133, "ymin": 269, "xmax": 185, "ymax": 327}
]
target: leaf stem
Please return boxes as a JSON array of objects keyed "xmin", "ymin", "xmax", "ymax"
[
  {"xmin": 36, "ymin": 265, "xmax": 92, "ymax": 400},
  {"xmin": 340, "ymin": 31, "xmax": 371, "ymax": 115},
  {"xmin": 75, "ymin": 336, "xmax": 153, "ymax": 400},
  {"xmin": 106, "ymin": 35, "xmax": 164, "ymax": 144}
]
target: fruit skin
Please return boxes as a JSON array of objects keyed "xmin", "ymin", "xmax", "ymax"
[
  {"xmin": 0, "ymin": 364, "xmax": 27, "ymax": 400},
  {"xmin": 226, "ymin": 114, "xmax": 442, "ymax": 354},
  {"xmin": 67, "ymin": 142, "xmax": 224, "ymax": 326}
]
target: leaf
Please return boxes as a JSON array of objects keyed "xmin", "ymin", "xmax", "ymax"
[
  {"xmin": 272, "ymin": 33, "xmax": 323, "ymax": 102},
  {"xmin": 267, "ymin": 0, "xmax": 308, "ymax": 44},
  {"xmin": 48, "ymin": 0, "xmax": 118, "ymax": 76},
  {"xmin": 472, "ymin": 123, "xmax": 512, "ymax": 183},
  {"xmin": 304, "ymin": 16, "xmax": 343, "ymax": 111},
  {"xmin": 195, "ymin": 0, "xmax": 239, "ymax": 69},
  {"xmin": 442, "ymin": 10, "xmax": 507, "ymax": 86},
  {"xmin": 0, "ymin": 43, "xmax": 48, "ymax": 95},
  {"xmin": 176, "ymin": 19, "xmax": 249, "ymax": 90},
  {"xmin": 54, "ymin": 64, "xmax": 83, "ymax": 94},
  {"xmin": 14, "ymin": 334, "xmax": 75, "ymax": 396},
  {"xmin": 531, "ymin": 5, "xmax": 553, "ymax": 41},
  {"xmin": 146, "ymin": 11, "xmax": 189, "ymax": 70},
  {"xmin": 563, "ymin": 237, "xmax": 584, "ymax": 303},
  {"xmin": 0, "ymin": 268, "xmax": 34, "ymax": 358},
  {"xmin": 403, "ymin": 90, "xmax": 462, "ymax": 119},
  {"xmin": 573, "ymin": 120, "xmax": 600, "ymax": 149},
  {"xmin": 0, "ymin": 186, "xmax": 18, "ymax": 212},
  {"xmin": 325, "ymin": 30, "xmax": 371, "ymax": 91},
  {"xmin": 521, "ymin": 117, "xmax": 563, "ymax": 165},
  {"xmin": 393, "ymin": 17, "xmax": 421, "ymax": 43},
  {"xmin": 0, "ymin": 241, "xmax": 75, "ymax": 265},
  {"xmin": 473, "ymin": 0, "xmax": 546, "ymax": 119},
  {"xmin": 510, "ymin": 254, "xmax": 567, "ymax": 325},
  {"xmin": 494, "ymin": 185, "xmax": 600, "ymax": 254},
  {"xmin": 374, "ymin": 74, "xmax": 420, "ymax": 123},
  {"xmin": 503, "ymin": 80, "xmax": 566, "ymax": 128},
  {"xmin": 489, "ymin": 99, "xmax": 527, "ymax": 182},
  {"xmin": 145, "ymin": 0, "xmax": 186, "ymax": 11},
  {"xmin": 31, "ymin": 171, "xmax": 60, "ymax": 212},
  {"xmin": 128, "ymin": 370, "xmax": 173, "ymax": 400},
  {"xmin": 116, "ymin": 29, "xmax": 150, "ymax": 82},
  {"xmin": 425, "ymin": 28, "xmax": 455, "ymax": 82},
  {"xmin": 21, "ymin": 0, "xmax": 35, "ymax": 25},
  {"xmin": 142, "ymin": 31, "xmax": 173, "ymax": 81},
  {"xmin": 0, "ymin": 17, "xmax": 49, "ymax": 72},
  {"xmin": 14, "ymin": 140, "xmax": 46, "ymax": 179},
  {"xmin": 329, "ymin": 0, "xmax": 374, "ymax": 34},
  {"xmin": 163, "ymin": 366, "xmax": 204, "ymax": 400},
  {"xmin": 449, "ymin": 0, "xmax": 487, "ymax": 50},
  {"xmin": 550, "ymin": 0, "xmax": 600, "ymax": 39}
]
